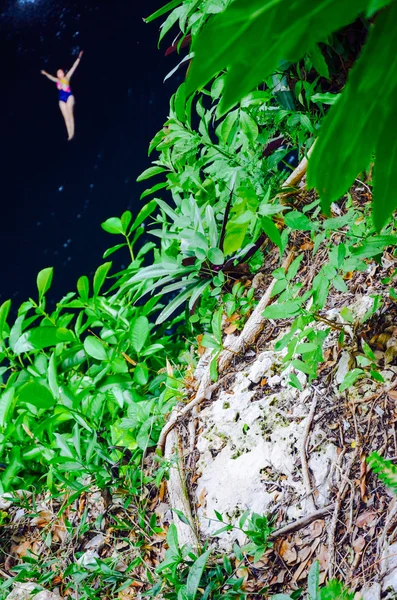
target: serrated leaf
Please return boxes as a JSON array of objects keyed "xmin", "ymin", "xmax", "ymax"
[
  {"xmin": 131, "ymin": 316, "xmax": 150, "ymax": 355},
  {"xmin": 240, "ymin": 110, "xmax": 258, "ymax": 145}
]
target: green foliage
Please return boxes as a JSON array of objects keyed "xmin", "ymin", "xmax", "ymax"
[
  {"xmin": 272, "ymin": 561, "xmax": 354, "ymax": 600},
  {"xmin": 182, "ymin": 0, "xmax": 397, "ymax": 230},
  {"xmin": 367, "ymin": 452, "xmax": 397, "ymax": 492}
]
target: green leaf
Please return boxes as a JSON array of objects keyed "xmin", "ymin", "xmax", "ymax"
[
  {"xmin": 84, "ymin": 336, "xmax": 108, "ymax": 361},
  {"xmin": 54, "ymin": 433, "xmax": 75, "ymax": 459},
  {"xmin": 134, "ymin": 363, "xmax": 149, "ymax": 386},
  {"xmin": 37, "ymin": 267, "xmax": 53, "ymax": 300},
  {"xmin": 186, "ymin": 0, "xmax": 369, "ymax": 115},
  {"xmin": 284, "ymin": 211, "xmax": 312, "ymax": 231},
  {"xmin": 308, "ymin": 45, "xmax": 329, "ymax": 79},
  {"xmin": 210, "ymin": 356, "xmax": 218, "ymax": 382},
  {"xmin": 240, "ymin": 110, "xmax": 258, "ymax": 145},
  {"xmin": 289, "ymin": 373, "xmax": 303, "ymax": 391},
  {"xmin": 140, "ymin": 181, "xmax": 168, "ymax": 200},
  {"xmin": 263, "ymin": 301, "xmax": 301, "ymax": 319},
  {"xmin": 216, "ymin": 110, "xmax": 238, "ymax": 145},
  {"xmin": 208, "ymin": 248, "xmax": 224, "ymax": 265},
  {"xmin": 339, "ymin": 368, "xmax": 365, "ymax": 392},
  {"xmin": 373, "ymin": 96, "xmax": 397, "ymax": 231},
  {"xmin": 48, "ymin": 353, "xmax": 59, "ymax": 399},
  {"xmin": 93, "ymin": 262, "xmax": 112, "ymax": 297},
  {"xmin": 101, "ymin": 217, "xmax": 124, "ymax": 235},
  {"xmin": 308, "ymin": 560, "xmax": 320, "ymax": 600},
  {"xmin": 156, "ymin": 284, "xmax": 197, "ymax": 325},
  {"xmin": 262, "ymin": 217, "xmax": 282, "ymax": 250},
  {"xmin": 77, "ymin": 276, "xmax": 89, "ymax": 302},
  {"xmin": 186, "ymin": 550, "xmax": 211, "ymax": 600},
  {"xmin": 131, "ymin": 316, "xmax": 150, "ymax": 355},
  {"xmin": 0, "ymin": 299, "xmax": 11, "ymax": 341},
  {"xmin": 14, "ymin": 327, "xmax": 74, "ymax": 355},
  {"xmin": 311, "ymin": 92, "xmax": 340, "ymax": 105},
  {"xmin": 103, "ymin": 243, "xmax": 127, "ymax": 259},
  {"xmin": 362, "ymin": 340, "xmax": 376, "ymax": 361},
  {"xmin": 0, "ymin": 388, "xmax": 15, "ymax": 429},
  {"xmin": 18, "ymin": 382, "xmax": 54, "ymax": 410},
  {"xmin": 309, "ymin": 5, "xmax": 397, "ymax": 220},
  {"xmin": 130, "ymin": 200, "xmax": 157, "ymax": 233},
  {"xmin": 144, "ymin": 0, "xmax": 182, "ymax": 23},
  {"xmin": 136, "ymin": 166, "xmax": 167, "ymax": 182}
]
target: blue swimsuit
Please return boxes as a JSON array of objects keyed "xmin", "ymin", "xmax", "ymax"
[{"xmin": 57, "ymin": 78, "xmax": 72, "ymax": 103}]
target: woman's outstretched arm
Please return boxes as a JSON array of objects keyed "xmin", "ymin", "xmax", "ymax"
[
  {"xmin": 66, "ymin": 51, "xmax": 84, "ymax": 80},
  {"xmin": 41, "ymin": 70, "xmax": 58, "ymax": 82}
]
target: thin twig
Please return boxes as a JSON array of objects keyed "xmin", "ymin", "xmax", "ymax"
[
  {"xmin": 300, "ymin": 392, "xmax": 318, "ymax": 512},
  {"xmin": 378, "ymin": 496, "xmax": 397, "ymax": 574},
  {"xmin": 328, "ymin": 448, "xmax": 359, "ymax": 579},
  {"xmin": 269, "ymin": 504, "xmax": 335, "ymax": 540}
]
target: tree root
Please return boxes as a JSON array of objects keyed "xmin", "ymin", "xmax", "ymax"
[
  {"xmin": 164, "ymin": 429, "xmax": 200, "ymax": 550},
  {"xmin": 157, "ymin": 249, "xmax": 295, "ymax": 453}
]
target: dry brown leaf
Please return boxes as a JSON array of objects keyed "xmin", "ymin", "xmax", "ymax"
[
  {"xmin": 31, "ymin": 509, "xmax": 53, "ymax": 527},
  {"xmin": 327, "ymin": 423, "xmax": 339, "ymax": 430},
  {"xmin": 159, "ymin": 480, "xmax": 166, "ymax": 502},
  {"xmin": 166, "ymin": 359, "xmax": 173, "ymax": 377},
  {"xmin": 197, "ymin": 488, "xmax": 207, "ymax": 509},
  {"xmin": 310, "ymin": 520, "xmax": 324, "ymax": 538},
  {"xmin": 317, "ymin": 544, "xmax": 328, "ymax": 571},
  {"xmin": 388, "ymin": 390, "xmax": 397, "ymax": 401},
  {"xmin": 279, "ymin": 540, "xmax": 297, "ymax": 565},
  {"xmin": 356, "ymin": 510, "xmax": 377, "ymax": 528},
  {"xmin": 270, "ymin": 569, "xmax": 286, "ymax": 585},
  {"xmin": 298, "ymin": 546, "xmax": 312, "ymax": 562},
  {"xmin": 300, "ymin": 241, "xmax": 314, "ymax": 251},
  {"xmin": 53, "ymin": 519, "xmax": 67, "ymax": 544},
  {"xmin": 224, "ymin": 324, "xmax": 238, "ymax": 335},
  {"xmin": 196, "ymin": 335, "xmax": 205, "ymax": 356},
  {"xmin": 352, "ymin": 536, "xmax": 366, "ymax": 553}
]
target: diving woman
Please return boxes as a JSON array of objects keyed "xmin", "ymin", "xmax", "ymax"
[{"xmin": 41, "ymin": 51, "xmax": 84, "ymax": 141}]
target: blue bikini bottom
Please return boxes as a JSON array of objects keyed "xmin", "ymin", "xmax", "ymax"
[{"xmin": 59, "ymin": 90, "xmax": 72, "ymax": 103}]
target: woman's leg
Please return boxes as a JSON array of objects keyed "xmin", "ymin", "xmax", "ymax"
[
  {"xmin": 66, "ymin": 95, "xmax": 75, "ymax": 140},
  {"xmin": 59, "ymin": 101, "xmax": 72, "ymax": 140}
]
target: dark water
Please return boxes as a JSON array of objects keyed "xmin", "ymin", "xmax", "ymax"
[{"xmin": 0, "ymin": 0, "xmax": 180, "ymax": 307}]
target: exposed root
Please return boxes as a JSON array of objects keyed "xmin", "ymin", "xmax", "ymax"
[
  {"xmin": 157, "ymin": 250, "xmax": 295, "ymax": 453},
  {"xmin": 164, "ymin": 429, "xmax": 199, "ymax": 550},
  {"xmin": 300, "ymin": 392, "xmax": 318, "ymax": 513}
]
